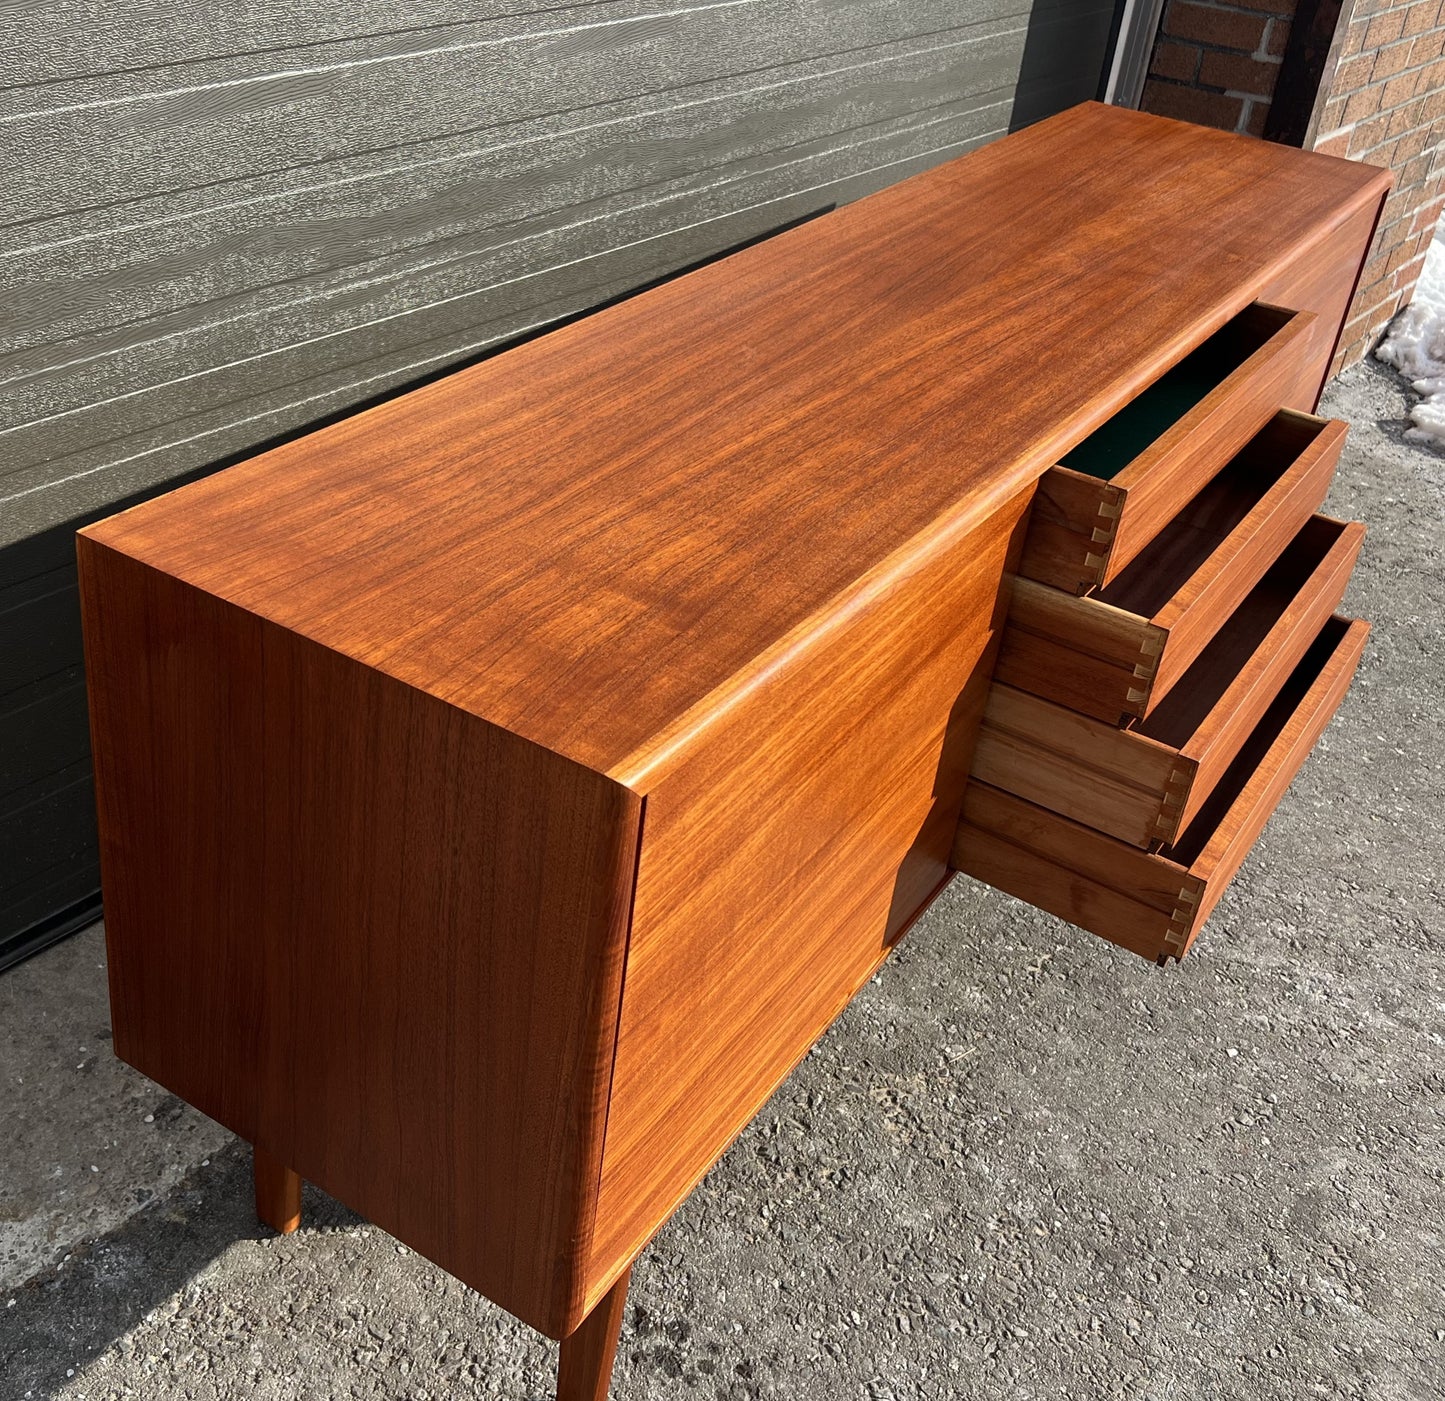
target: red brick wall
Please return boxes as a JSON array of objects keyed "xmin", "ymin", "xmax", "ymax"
[
  {"xmin": 1142, "ymin": 1, "xmax": 1297, "ymax": 136},
  {"xmin": 1312, "ymin": 1, "xmax": 1445, "ymax": 373},
  {"xmin": 1137, "ymin": 0, "xmax": 1445, "ymax": 375}
]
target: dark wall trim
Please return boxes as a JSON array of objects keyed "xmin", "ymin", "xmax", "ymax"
[
  {"xmin": 1102, "ymin": 0, "xmax": 1168, "ymax": 108},
  {"xmin": 1265, "ymin": 0, "xmax": 1347, "ymax": 147},
  {"xmin": 0, "ymin": 892, "xmax": 102, "ymax": 974}
]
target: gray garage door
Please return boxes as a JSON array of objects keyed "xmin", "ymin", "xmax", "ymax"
[{"xmin": 0, "ymin": 0, "xmax": 1122, "ymax": 968}]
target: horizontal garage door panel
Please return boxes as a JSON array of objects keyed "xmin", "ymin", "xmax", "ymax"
[{"xmin": 0, "ymin": 0, "xmax": 1117, "ymax": 956}]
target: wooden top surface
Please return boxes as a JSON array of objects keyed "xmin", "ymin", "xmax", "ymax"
[{"xmin": 83, "ymin": 103, "xmax": 1388, "ymax": 788}]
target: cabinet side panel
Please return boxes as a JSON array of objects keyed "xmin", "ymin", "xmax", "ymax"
[
  {"xmin": 78, "ymin": 540, "xmax": 641, "ymax": 1337},
  {"xmin": 1263, "ymin": 195, "xmax": 1386, "ymax": 412},
  {"xmin": 79, "ymin": 538, "xmax": 268, "ymax": 1136},
  {"xmin": 588, "ymin": 493, "xmax": 1030, "ymax": 1298}
]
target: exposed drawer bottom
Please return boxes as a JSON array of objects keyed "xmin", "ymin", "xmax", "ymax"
[{"xmin": 952, "ymin": 616, "xmax": 1368, "ymax": 963}]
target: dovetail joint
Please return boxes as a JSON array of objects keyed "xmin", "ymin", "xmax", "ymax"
[
  {"xmin": 1161, "ymin": 884, "xmax": 1201, "ymax": 957},
  {"xmin": 1083, "ymin": 492, "xmax": 1123, "ymax": 577},
  {"xmin": 1147, "ymin": 765, "xmax": 1195, "ymax": 845},
  {"xmin": 1129, "ymin": 628, "xmax": 1167, "ymax": 709},
  {"xmin": 1137, "ymin": 629, "xmax": 1166, "ymax": 660}
]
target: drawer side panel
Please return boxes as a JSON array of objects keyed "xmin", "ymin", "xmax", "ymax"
[
  {"xmin": 1105, "ymin": 308, "xmax": 1316, "ymax": 579},
  {"xmin": 1146, "ymin": 415, "xmax": 1347, "ymax": 702}
]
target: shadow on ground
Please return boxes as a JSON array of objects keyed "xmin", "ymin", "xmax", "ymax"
[{"xmin": 5, "ymin": 1142, "xmax": 272, "ymax": 1397}]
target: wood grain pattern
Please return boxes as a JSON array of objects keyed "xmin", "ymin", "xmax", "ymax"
[
  {"xmin": 1259, "ymin": 197, "xmax": 1389, "ymax": 409},
  {"xmin": 1016, "ymin": 304, "xmax": 1317, "ymax": 592},
  {"xmin": 77, "ymin": 538, "xmax": 642, "ymax": 1338},
  {"xmin": 558, "ymin": 1267, "xmax": 631, "ymax": 1401},
  {"xmin": 1102, "ymin": 410, "xmax": 1347, "ymax": 703},
  {"xmin": 973, "ymin": 514, "xmax": 1364, "ymax": 849},
  {"xmin": 953, "ymin": 616, "xmax": 1370, "ymax": 962},
  {"xmin": 13, "ymin": 92, "xmax": 1385, "ymax": 956},
  {"xmin": 77, "ymin": 105, "xmax": 1391, "ymax": 783},
  {"xmin": 1168, "ymin": 616, "xmax": 1370, "ymax": 948},
  {"xmin": 1008, "ymin": 575, "xmax": 1165, "ymax": 670},
  {"xmin": 3, "ymin": 12, "xmax": 1128, "ymax": 960},
  {"xmin": 1010, "ymin": 172, "xmax": 1392, "ymax": 603},
  {"xmin": 954, "ymin": 782, "xmax": 1200, "ymax": 962},
  {"xmin": 586, "ymin": 490, "xmax": 1031, "ymax": 1302},
  {"xmin": 1012, "ymin": 468, "xmax": 1125, "ymax": 595},
  {"xmin": 1141, "ymin": 517, "xmax": 1364, "ymax": 836},
  {"xmin": 999, "ymin": 411, "xmax": 1349, "ymax": 724},
  {"xmin": 970, "ymin": 684, "xmax": 1195, "ymax": 848},
  {"xmin": 994, "ymin": 576, "xmax": 1166, "ymax": 726},
  {"xmin": 73, "ymin": 108, "xmax": 1389, "ymax": 1371},
  {"xmin": 1102, "ymin": 305, "xmax": 1318, "ymax": 577}
]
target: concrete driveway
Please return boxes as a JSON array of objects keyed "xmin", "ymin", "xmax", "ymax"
[{"xmin": 2, "ymin": 359, "xmax": 1441, "ymax": 1401}]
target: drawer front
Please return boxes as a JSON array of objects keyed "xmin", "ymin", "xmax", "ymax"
[
  {"xmin": 977, "ymin": 515, "xmax": 1365, "ymax": 847},
  {"xmin": 971, "ymin": 683, "xmax": 1191, "ymax": 849},
  {"xmin": 1020, "ymin": 305, "xmax": 1317, "ymax": 594},
  {"xmin": 997, "ymin": 414, "xmax": 1348, "ymax": 725},
  {"xmin": 994, "ymin": 576, "xmax": 1164, "ymax": 726},
  {"xmin": 955, "ymin": 616, "xmax": 1369, "ymax": 963},
  {"xmin": 588, "ymin": 491, "xmax": 1032, "ymax": 1306}
]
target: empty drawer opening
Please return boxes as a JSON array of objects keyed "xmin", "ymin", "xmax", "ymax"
[
  {"xmin": 1096, "ymin": 412, "xmax": 1338, "ymax": 618},
  {"xmin": 1164, "ymin": 615, "xmax": 1353, "ymax": 865},
  {"xmin": 1058, "ymin": 305, "xmax": 1295, "ymax": 482},
  {"xmin": 1133, "ymin": 516, "xmax": 1349, "ymax": 749}
]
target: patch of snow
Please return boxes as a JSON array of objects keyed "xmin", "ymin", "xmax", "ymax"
[{"xmin": 1375, "ymin": 215, "xmax": 1445, "ymax": 449}]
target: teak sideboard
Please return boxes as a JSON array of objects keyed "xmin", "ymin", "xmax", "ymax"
[{"xmin": 77, "ymin": 103, "xmax": 1389, "ymax": 1398}]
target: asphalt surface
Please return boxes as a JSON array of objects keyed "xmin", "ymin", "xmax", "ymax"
[{"xmin": 2, "ymin": 358, "xmax": 1442, "ymax": 1400}]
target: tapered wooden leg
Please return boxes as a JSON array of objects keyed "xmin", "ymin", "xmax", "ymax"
[
  {"xmin": 253, "ymin": 1144, "xmax": 302, "ymax": 1235},
  {"xmin": 557, "ymin": 1266, "xmax": 631, "ymax": 1401}
]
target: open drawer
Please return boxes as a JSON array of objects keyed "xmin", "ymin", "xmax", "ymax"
[
  {"xmin": 974, "ymin": 514, "xmax": 1364, "ymax": 847},
  {"xmin": 996, "ymin": 412, "xmax": 1349, "ymax": 725},
  {"xmin": 1019, "ymin": 305, "xmax": 1318, "ymax": 594},
  {"xmin": 954, "ymin": 615, "xmax": 1370, "ymax": 963}
]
